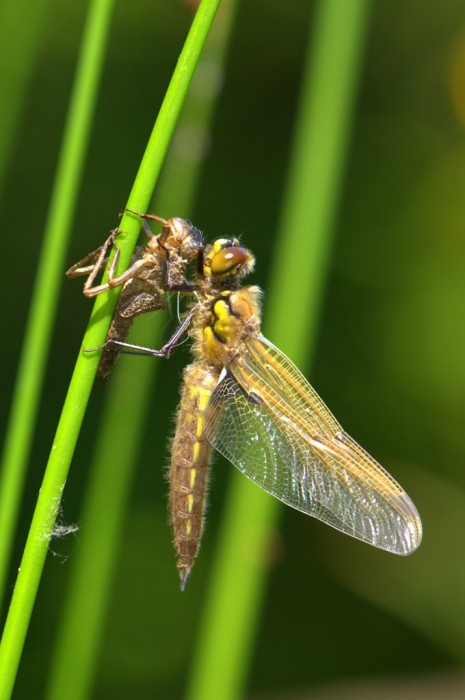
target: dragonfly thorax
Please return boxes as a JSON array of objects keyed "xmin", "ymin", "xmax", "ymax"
[{"xmin": 191, "ymin": 286, "xmax": 262, "ymax": 369}]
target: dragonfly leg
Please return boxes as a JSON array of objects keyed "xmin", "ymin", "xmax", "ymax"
[
  {"xmin": 125, "ymin": 208, "xmax": 168, "ymax": 230},
  {"xmin": 66, "ymin": 228, "xmax": 118, "ymax": 282},
  {"xmin": 67, "ymin": 228, "xmax": 121, "ymax": 297},
  {"xmin": 86, "ymin": 307, "xmax": 195, "ymax": 359}
]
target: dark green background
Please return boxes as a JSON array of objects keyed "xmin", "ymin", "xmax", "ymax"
[{"xmin": 1, "ymin": 0, "xmax": 464, "ymax": 697}]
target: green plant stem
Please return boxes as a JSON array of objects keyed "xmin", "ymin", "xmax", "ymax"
[
  {"xmin": 186, "ymin": 1, "xmax": 372, "ymax": 698},
  {"xmin": 0, "ymin": 0, "xmax": 116, "ymax": 617},
  {"xmin": 45, "ymin": 4, "xmax": 235, "ymax": 698},
  {"xmin": 44, "ymin": 316, "xmax": 164, "ymax": 700},
  {"xmin": 0, "ymin": 0, "xmax": 221, "ymax": 697},
  {"xmin": 0, "ymin": 0, "xmax": 50, "ymax": 196}
]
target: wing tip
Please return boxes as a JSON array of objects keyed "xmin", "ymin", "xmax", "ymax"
[{"xmin": 390, "ymin": 492, "xmax": 423, "ymax": 555}]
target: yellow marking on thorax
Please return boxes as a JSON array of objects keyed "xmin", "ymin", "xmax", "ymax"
[
  {"xmin": 209, "ymin": 298, "xmax": 238, "ymax": 343},
  {"xmin": 213, "ymin": 299, "xmax": 230, "ymax": 319},
  {"xmin": 203, "ymin": 325, "xmax": 216, "ymax": 348},
  {"xmin": 186, "ymin": 520, "xmax": 192, "ymax": 536}
]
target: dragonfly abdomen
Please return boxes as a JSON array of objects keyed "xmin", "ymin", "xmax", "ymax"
[{"xmin": 170, "ymin": 362, "xmax": 219, "ymax": 590}]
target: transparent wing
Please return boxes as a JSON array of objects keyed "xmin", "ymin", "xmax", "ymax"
[{"xmin": 204, "ymin": 335, "xmax": 422, "ymax": 554}]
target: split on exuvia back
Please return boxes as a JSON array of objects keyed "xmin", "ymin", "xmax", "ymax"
[{"xmin": 69, "ymin": 211, "xmax": 422, "ymax": 590}]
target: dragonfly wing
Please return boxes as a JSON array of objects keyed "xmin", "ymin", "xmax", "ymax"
[{"xmin": 203, "ymin": 336, "xmax": 422, "ymax": 555}]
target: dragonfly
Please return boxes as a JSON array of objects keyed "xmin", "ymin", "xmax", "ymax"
[
  {"xmin": 66, "ymin": 210, "xmax": 203, "ymax": 381},
  {"xmin": 91, "ymin": 234, "xmax": 423, "ymax": 590}
]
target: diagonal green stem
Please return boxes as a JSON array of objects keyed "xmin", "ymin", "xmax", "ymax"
[
  {"xmin": 186, "ymin": 1, "xmax": 372, "ymax": 698},
  {"xmin": 0, "ymin": 1, "xmax": 221, "ymax": 697},
  {"xmin": 44, "ymin": 3, "xmax": 236, "ymax": 699}
]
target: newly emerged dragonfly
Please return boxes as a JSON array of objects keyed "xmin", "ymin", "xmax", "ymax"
[
  {"xmin": 67, "ymin": 210, "xmax": 203, "ymax": 381},
  {"xmin": 93, "ymin": 234, "xmax": 422, "ymax": 590}
]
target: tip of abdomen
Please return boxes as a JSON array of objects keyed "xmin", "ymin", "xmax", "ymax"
[{"xmin": 179, "ymin": 566, "xmax": 192, "ymax": 592}]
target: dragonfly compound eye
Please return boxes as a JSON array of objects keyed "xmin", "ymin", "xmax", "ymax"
[{"xmin": 210, "ymin": 246, "xmax": 248, "ymax": 277}]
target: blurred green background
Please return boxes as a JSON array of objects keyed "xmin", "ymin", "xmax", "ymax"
[{"xmin": 1, "ymin": 0, "xmax": 465, "ymax": 697}]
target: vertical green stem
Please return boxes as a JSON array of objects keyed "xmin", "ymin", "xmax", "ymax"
[
  {"xmin": 0, "ymin": 1, "xmax": 221, "ymax": 697},
  {"xmin": 0, "ymin": 0, "xmax": 116, "ymax": 617},
  {"xmin": 186, "ymin": 1, "xmax": 372, "ymax": 698},
  {"xmin": 0, "ymin": 0, "xmax": 50, "ymax": 195}
]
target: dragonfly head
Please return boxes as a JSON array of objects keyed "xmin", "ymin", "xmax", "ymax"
[{"xmin": 204, "ymin": 238, "xmax": 255, "ymax": 284}]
